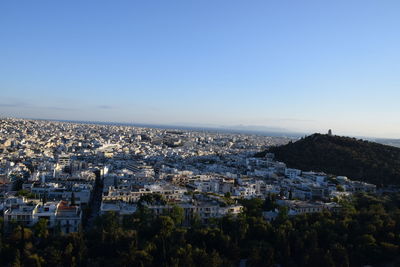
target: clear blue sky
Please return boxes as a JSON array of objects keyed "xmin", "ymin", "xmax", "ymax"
[{"xmin": 1, "ymin": 1, "xmax": 400, "ymax": 138}]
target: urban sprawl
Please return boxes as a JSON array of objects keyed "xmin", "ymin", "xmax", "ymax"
[{"xmin": 0, "ymin": 118, "xmax": 377, "ymax": 233}]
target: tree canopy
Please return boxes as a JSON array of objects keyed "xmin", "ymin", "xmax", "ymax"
[{"xmin": 0, "ymin": 192, "xmax": 399, "ymax": 266}]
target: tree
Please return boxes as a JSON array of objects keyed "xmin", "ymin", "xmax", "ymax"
[
  {"xmin": 63, "ymin": 243, "xmax": 76, "ymax": 267},
  {"xmin": 15, "ymin": 190, "xmax": 35, "ymax": 199},
  {"xmin": 138, "ymin": 193, "xmax": 166, "ymax": 206},
  {"xmin": 12, "ymin": 179, "xmax": 24, "ymax": 191},
  {"xmin": 154, "ymin": 216, "xmax": 174, "ymax": 265},
  {"xmin": 239, "ymin": 198, "xmax": 264, "ymax": 217},
  {"xmin": 276, "ymin": 206, "xmax": 289, "ymax": 223},
  {"xmin": 33, "ymin": 219, "xmax": 49, "ymax": 239},
  {"xmin": 71, "ymin": 192, "xmax": 76, "ymax": 206},
  {"xmin": 26, "ymin": 254, "xmax": 45, "ymax": 267},
  {"xmin": 336, "ymin": 185, "xmax": 345, "ymax": 192},
  {"xmin": 132, "ymin": 250, "xmax": 153, "ymax": 267},
  {"xmin": 279, "ymin": 188, "xmax": 285, "ymax": 198},
  {"xmin": 0, "ymin": 191, "xmax": 399, "ymax": 266},
  {"xmin": 208, "ymin": 250, "xmax": 223, "ymax": 266},
  {"xmin": 12, "ymin": 250, "xmax": 21, "ymax": 267},
  {"xmin": 169, "ymin": 205, "xmax": 184, "ymax": 226},
  {"xmin": 41, "ymin": 192, "xmax": 47, "ymax": 205},
  {"xmin": 263, "ymin": 193, "xmax": 277, "ymax": 211}
]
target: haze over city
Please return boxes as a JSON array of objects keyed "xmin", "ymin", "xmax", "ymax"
[{"xmin": 1, "ymin": 1, "xmax": 400, "ymax": 138}]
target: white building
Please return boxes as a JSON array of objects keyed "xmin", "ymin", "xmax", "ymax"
[
  {"xmin": 285, "ymin": 168, "xmax": 302, "ymax": 179},
  {"xmin": 56, "ymin": 201, "xmax": 82, "ymax": 233},
  {"xmin": 3, "ymin": 198, "xmax": 82, "ymax": 233}
]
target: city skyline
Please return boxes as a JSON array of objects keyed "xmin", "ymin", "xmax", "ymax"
[{"xmin": 1, "ymin": 1, "xmax": 400, "ymax": 138}]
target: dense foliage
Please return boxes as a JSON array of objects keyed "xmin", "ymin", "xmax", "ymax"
[
  {"xmin": 1, "ymin": 193, "xmax": 399, "ymax": 266},
  {"xmin": 256, "ymin": 133, "xmax": 400, "ymax": 186}
]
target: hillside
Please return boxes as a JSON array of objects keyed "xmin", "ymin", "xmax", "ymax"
[{"xmin": 256, "ymin": 133, "xmax": 400, "ymax": 186}]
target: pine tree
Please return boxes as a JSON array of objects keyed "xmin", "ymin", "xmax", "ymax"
[{"xmin": 12, "ymin": 250, "xmax": 21, "ymax": 267}]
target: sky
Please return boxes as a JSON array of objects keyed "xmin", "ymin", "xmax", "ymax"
[{"xmin": 1, "ymin": 1, "xmax": 400, "ymax": 138}]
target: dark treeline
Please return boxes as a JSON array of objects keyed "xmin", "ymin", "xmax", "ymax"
[
  {"xmin": 255, "ymin": 133, "xmax": 400, "ymax": 186},
  {"xmin": 1, "ymin": 193, "xmax": 400, "ymax": 267}
]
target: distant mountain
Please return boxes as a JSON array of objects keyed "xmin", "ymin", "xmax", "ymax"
[
  {"xmin": 217, "ymin": 125, "xmax": 304, "ymax": 137},
  {"xmin": 372, "ymin": 138, "xmax": 400, "ymax": 148},
  {"xmin": 255, "ymin": 133, "xmax": 400, "ymax": 186}
]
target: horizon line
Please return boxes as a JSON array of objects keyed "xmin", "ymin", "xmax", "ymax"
[{"xmin": 2, "ymin": 116, "xmax": 399, "ymax": 141}]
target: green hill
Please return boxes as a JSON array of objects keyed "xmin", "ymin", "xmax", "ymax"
[{"xmin": 256, "ymin": 133, "xmax": 400, "ymax": 186}]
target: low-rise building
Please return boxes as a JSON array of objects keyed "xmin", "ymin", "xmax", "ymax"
[
  {"xmin": 56, "ymin": 201, "xmax": 82, "ymax": 234},
  {"xmin": 3, "ymin": 198, "xmax": 82, "ymax": 233}
]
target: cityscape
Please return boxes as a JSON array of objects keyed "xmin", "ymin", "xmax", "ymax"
[
  {"xmin": 0, "ymin": 117, "xmax": 378, "ymax": 231},
  {"xmin": 1, "ymin": 117, "xmax": 398, "ymax": 266},
  {"xmin": 2, "ymin": 1, "xmax": 400, "ymax": 266}
]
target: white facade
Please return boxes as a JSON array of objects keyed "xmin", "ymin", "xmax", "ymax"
[{"xmin": 285, "ymin": 168, "xmax": 302, "ymax": 179}]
